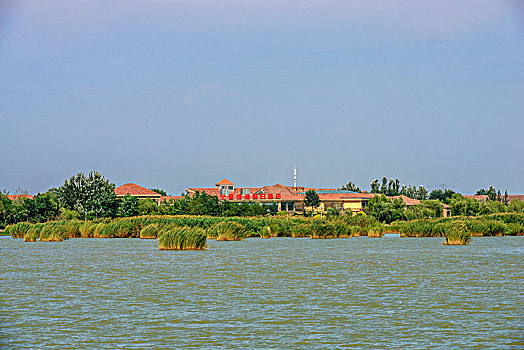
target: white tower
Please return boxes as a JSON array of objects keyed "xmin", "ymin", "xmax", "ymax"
[{"xmin": 293, "ymin": 165, "xmax": 297, "ymax": 188}]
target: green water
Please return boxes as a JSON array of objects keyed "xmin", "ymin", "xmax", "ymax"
[{"xmin": 1, "ymin": 236, "xmax": 523, "ymax": 349}]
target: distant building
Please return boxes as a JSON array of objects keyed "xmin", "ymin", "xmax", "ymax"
[
  {"xmin": 187, "ymin": 178, "xmax": 374, "ymax": 214},
  {"xmin": 6, "ymin": 194, "xmax": 34, "ymax": 201},
  {"xmin": 114, "ymin": 183, "xmax": 162, "ymax": 202}
]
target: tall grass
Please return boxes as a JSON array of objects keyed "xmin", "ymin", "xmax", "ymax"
[
  {"xmin": 39, "ymin": 225, "xmax": 67, "ymax": 242},
  {"xmin": 6, "ymin": 222, "xmax": 32, "ymax": 238},
  {"xmin": 158, "ymin": 226, "xmax": 207, "ymax": 250},
  {"xmin": 213, "ymin": 221, "xmax": 246, "ymax": 241},
  {"xmin": 140, "ymin": 224, "xmax": 160, "ymax": 239},
  {"xmin": 23, "ymin": 224, "xmax": 43, "ymax": 242},
  {"xmin": 443, "ymin": 221, "xmax": 471, "ymax": 245},
  {"xmin": 367, "ymin": 224, "xmax": 385, "ymax": 238}
]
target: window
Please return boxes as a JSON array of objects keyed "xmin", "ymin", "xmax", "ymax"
[
  {"xmin": 241, "ymin": 188, "xmax": 250, "ymax": 195},
  {"xmin": 228, "ymin": 186, "xmax": 234, "ymax": 190},
  {"xmin": 281, "ymin": 203, "xmax": 288, "ymax": 211},
  {"xmin": 288, "ymin": 202, "xmax": 295, "ymax": 211}
]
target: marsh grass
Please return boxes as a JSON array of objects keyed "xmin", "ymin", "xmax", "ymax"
[
  {"xmin": 79, "ymin": 222, "xmax": 95, "ymax": 238},
  {"xmin": 23, "ymin": 224, "xmax": 43, "ymax": 242},
  {"xmin": 39, "ymin": 225, "xmax": 67, "ymax": 242},
  {"xmin": 259, "ymin": 226, "xmax": 272, "ymax": 239},
  {"xmin": 367, "ymin": 224, "xmax": 385, "ymax": 238},
  {"xmin": 310, "ymin": 221, "xmax": 351, "ymax": 239},
  {"xmin": 350, "ymin": 225, "xmax": 363, "ymax": 237},
  {"xmin": 140, "ymin": 224, "xmax": 160, "ymax": 239},
  {"xmin": 214, "ymin": 221, "xmax": 246, "ymax": 241},
  {"xmin": 158, "ymin": 226, "xmax": 207, "ymax": 250},
  {"xmin": 290, "ymin": 223, "xmax": 311, "ymax": 238},
  {"xmin": 443, "ymin": 221, "xmax": 471, "ymax": 245},
  {"xmin": 6, "ymin": 222, "xmax": 32, "ymax": 238}
]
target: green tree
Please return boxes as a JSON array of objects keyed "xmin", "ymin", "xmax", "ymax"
[
  {"xmin": 118, "ymin": 194, "xmax": 139, "ymax": 217},
  {"xmin": 507, "ymin": 199, "xmax": 524, "ymax": 213},
  {"xmin": 449, "ymin": 194, "xmax": 480, "ymax": 216},
  {"xmin": 0, "ymin": 193, "xmax": 14, "ymax": 228},
  {"xmin": 380, "ymin": 177, "xmax": 388, "ymax": 194},
  {"xmin": 138, "ymin": 198, "xmax": 160, "ymax": 215},
  {"xmin": 429, "ymin": 189, "xmax": 456, "ymax": 204},
  {"xmin": 370, "ymin": 179, "xmax": 380, "ymax": 193},
  {"xmin": 304, "ymin": 189, "xmax": 320, "ymax": 214},
  {"xmin": 56, "ymin": 171, "xmax": 118, "ymax": 219},
  {"xmin": 150, "ymin": 188, "xmax": 168, "ymax": 196},
  {"xmin": 25, "ymin": 193, "xmax": 60, "ymax": 223},
  {"xmin": 339, "ymin": 181, "xmax": 361, "ymax": 192},
  {"xmin": 366, "ymin": 194, "xmax": 405, "ymax": 223},
  {"xmin": 486, "ymin": 185, "xmax": 497, "ymax": 201}
]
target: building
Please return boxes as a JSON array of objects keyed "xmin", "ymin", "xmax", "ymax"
[
  {"xmin": 114, "ymin": 183, "xmax": 162, "ymax": 202},
  {"xmin": 6, "ymin": 194, "xmax": 34, "ymax": 201},
  {"xmin": 187, "ymin": 179, "xmax": 374, "ymax": 214}
]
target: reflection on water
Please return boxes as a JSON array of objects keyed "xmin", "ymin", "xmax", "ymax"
[{"xmin": 1, "ymin": 236, "xmax": 523, "ymax": 349}]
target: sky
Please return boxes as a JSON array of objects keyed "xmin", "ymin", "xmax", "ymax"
[{"xmin": 0, "ymin": 0, "xmax": 523, "ymax": 196}]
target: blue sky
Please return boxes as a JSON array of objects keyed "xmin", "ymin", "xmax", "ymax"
[{"xmin": 1, "ymin": 0, "xmax": 523, "ymax": 195}]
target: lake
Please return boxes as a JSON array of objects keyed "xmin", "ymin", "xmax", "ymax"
[{"xmin": 1, "ymin": 236, "xmax": 523, "ymax": 349}]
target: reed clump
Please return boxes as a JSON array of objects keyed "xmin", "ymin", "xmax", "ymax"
[
  {"xmin": 6, "ymin": 222, "xmax": 32, "ymax": 238},
  {"xmin": 158, "ymin": 226, "xmax": 207, "ymax": 250},
  {"xmin": 290, "ymin": 223, "xmax": 311, "ymax": 238},
  {"xmin": 443, "ymin": 221, "xmax": 471, "ymax": 245},
  {"xmin": 213, "ymin": 221, "xmax": 246, "ymax": 241},
  {"xmin": 24, "ymin": 224, "xmax": 43, "ymax": 242},
  {"xmin": 140, "ymin": 224, "xmax": 160, "ymax": 239},
  {"xmin": 350, "ymin": 225, "xmax": 363, "ymax": 237},
  {"xmin": 39, "ymin": 225, "xmax": 67, "ymax": 242},
  {"xmin": 367, "ymin": 224, "xmax": 385, "ymax": 238},
  {"xmin": 259, "ymin": 226, "xmax": 272, "ymax": 239},
  {"xmin": 310, "ymin": 221, "xmax": 351, "ymax": 239}
]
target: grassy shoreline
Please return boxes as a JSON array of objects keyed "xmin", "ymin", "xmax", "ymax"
[{"xmin": 4, "ymin": 213, "xmax": 523, "ymax": 248}]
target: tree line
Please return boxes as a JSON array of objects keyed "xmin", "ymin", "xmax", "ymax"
[{"xmin": 0, "ymin": 171, "xmax": 277, "ymax": 229}]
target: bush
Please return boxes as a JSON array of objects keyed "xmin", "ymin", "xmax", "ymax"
[
  {"xmin": 367, "ymin": 224, "xmax": 385, "ymax": 237},
  {"xmin": 213, "ymin": 221, "xmax": 246, "ymax": 241},
  {"xmin": 39, "ymin": 225, "xmax": 67, "ymax": 242},
  {"xmin": 443, "ymin": 221, "xmax": 471, "ymax": 245},
  {"xmin": 140, "ymin": 224, "xmax": 160, "ymax": 239},
  {"xmin": 158, "ymin": 226, "xmax": 207, "ymax": 250},
  {"xmin": 24, "ymin": 224, "xmax": 43, "ymax": 242},
  {"xmin": 6, "ymin": 222, "xmax": 32, "ymax": 238}
]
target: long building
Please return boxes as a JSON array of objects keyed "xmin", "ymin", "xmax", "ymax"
[{"xmin": 186, "ymin": 178, "xmax": 376, "ymax": 214}]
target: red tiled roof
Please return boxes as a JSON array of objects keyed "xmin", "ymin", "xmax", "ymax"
[
  {"xmin": 216, "ymin": 178, "xmax": 234, "ymax": 186},
  {"xmin": 390, "ymin": 195, "xmax": 420, "ymax": 206},
  {"xmin": 507, "ymin": 195, "xmax": 524, "ymax": 202},
  {"xmin": 115, "ymin": 183, "xmax": 161, "ymax": 196},
  {"xmin": 187, "ymin": 188, "xmax": 220, "ymax": 196},
  {"xmin": 463, "ymin": 195, "xmax": 488, "ymax": 202},
  {"xmin": 6, "ymin": 194, "xmax": 34, "ymax": 201},
  {"xmin": 159, "ymin": 196, "xmax": 183, "ymax": 202}
]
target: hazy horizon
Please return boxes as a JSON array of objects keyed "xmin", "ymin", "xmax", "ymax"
[{"xmin": 1, "ymin": 0, "xmax": 523, "ymax": 196}]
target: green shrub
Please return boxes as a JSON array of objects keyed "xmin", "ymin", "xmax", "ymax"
[
  {"xmin": 350, "ymin": 225, "xmax": 363, "ymax": 237},
  {"xmin": 367, "ymin": 224, "xmax": 385, "ymax": 237},
  {"xmin": 39, "ymin": 225, "xmax": 67, "ymax": 242},
  {"xmin": 443, "ymin": 221, "xmax": 471, "ymax": 245},
  {"xmin": 158, "ymin": 226, "xmax": 207, "ymax": 250},
  {"xmin": 214, "ymin": 221, "xmax": 246, "ymax": 241},
  {"xmin": 140, "ymin": 224, "xmax": 160, "ymax": 239},
  {"xmin": 24, "ymin": 224, "xmax": 43, "ymax": 242},
  {"xmin": 6, "ymin": 222, "xmax": 32, "ymax": 238}
]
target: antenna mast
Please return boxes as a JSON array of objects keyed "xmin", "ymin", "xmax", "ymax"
[{"xmin": 293, "ymin": 165, "xmax": 297, "ymax": 188}]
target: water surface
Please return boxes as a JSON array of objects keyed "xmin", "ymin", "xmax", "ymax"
[{"xmin": 1, "ymin": 236, "xmax": 522, "ymax": 349}]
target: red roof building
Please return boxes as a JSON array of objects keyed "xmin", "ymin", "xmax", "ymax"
[
  {"xmin": 6, "ymin": 194, "xmax": 34, "ymax": 201},
  {"xmin": 187, "ymin": 179, "xmax": 375, "ymax": 213},
  {"xmin": 114, "ymin": 183, "xmax": 162, "ymax": 201}
]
